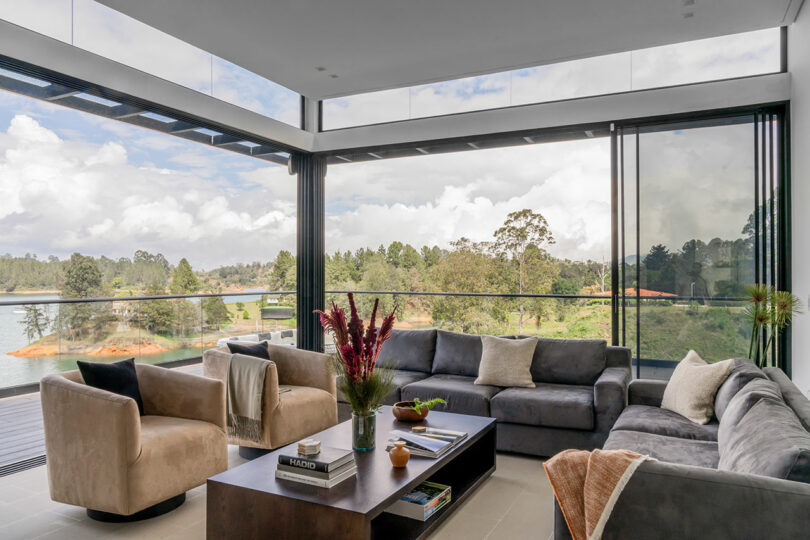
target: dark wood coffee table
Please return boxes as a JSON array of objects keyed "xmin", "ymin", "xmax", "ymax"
[{"xmin": 207, "ymin": 406, "xmax": 496, "ymax": 539}]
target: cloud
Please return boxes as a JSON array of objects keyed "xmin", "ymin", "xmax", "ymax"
[
  {"xmin": 323, "ymin": 28, "xmax": 779, "ymax": 130},
  {"xmin": 325, "ymin": 139, "xmax": 613, "ymax": 261},
  {"xmin": 0, "ymin": 114, "xmax": 296, "ymax": 269}
]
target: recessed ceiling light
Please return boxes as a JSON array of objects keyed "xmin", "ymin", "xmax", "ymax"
[
  {"xmin": 683, "ymin": 12, "xmax": 694, "ymax": 18},
  {"xmin": 315, "ymin": 66, "xmax": 326, "ymax": 71}
]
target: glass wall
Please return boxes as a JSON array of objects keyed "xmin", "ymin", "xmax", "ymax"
[
  {"xmin": 0, "ymin": 81, "xmax": 296, "ymax": 388},
  {"xmin": 0, "ymin": 0, "xmax": 300, "ymax": 125},
  {"xmin": 324, "ymin": 137, "xmax": 612, "ymax": 340},
  {"xmin": 620, "ymin": 114, "xmax": 785, "ymax": 378},
  {"xmin": 323, "ymin": 28, "xmax": 781, "ymax": 130}
]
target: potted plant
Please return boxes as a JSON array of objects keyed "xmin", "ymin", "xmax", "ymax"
[
  {"xmin": 745, "ymin": 284, "xmax": 802, "ymax": 368},
  {"xmin": 393, "ymin": 397, "xmax": 447, "ymax": 422},
  {"xmin": 316, "ymin": 293, "xmax": 395, "ymax": 451}
]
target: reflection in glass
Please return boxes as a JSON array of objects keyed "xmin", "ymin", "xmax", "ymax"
[
  {"xmin": 0, "ymin": 0, "xmax": 71, "ymax": 43},
  {"xmin": 626, "ymin": 119, "xmax": 757, "ymax": 378}
]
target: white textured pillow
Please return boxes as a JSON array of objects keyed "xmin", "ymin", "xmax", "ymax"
[
  {"xmin": 474, "ymin": 335, "xmax": 538, "ymax": 388},
  {"xmin": 661, "ymin": 350, "xmax": 733, "ymax": 424}
]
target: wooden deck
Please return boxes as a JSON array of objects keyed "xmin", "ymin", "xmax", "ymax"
[{"xmin": 0, "ymin": 363, "xmax": 203, "ymax": 476}]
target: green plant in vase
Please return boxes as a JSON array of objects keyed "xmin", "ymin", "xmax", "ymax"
[
  {"xmin": 316, "ymin": 293, "xmax": 395, "ymax": 451},
  {"xmin": 745, "ymin": 284, "xmax": 802, "ymax": 368},
  {"xmin": 407, "ymin": 398, "xmax": 446, "ymax": 413}
]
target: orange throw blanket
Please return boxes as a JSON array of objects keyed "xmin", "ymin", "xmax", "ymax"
[{"xmin": 544, "ymin": 449, "xmax": 649, "ymax": 540}]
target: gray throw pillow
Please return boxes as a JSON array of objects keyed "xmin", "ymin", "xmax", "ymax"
[
  {"xmin": 714, "ymin": 358, "xmax": 767, "ymax": 420},
  {"xmin": 718, "ymin": 378, "xmax": 783, "ymax": 450},
  {"xmin": 474, "ymin": 335, "xmax": 538, "ymax": 388},
  {"xmin": 661, "ymin": 350, "xmax": 733, "ymax": 424},
  {"xmin": 718, "ymin": 398, "xmax": 810, "ymax": 484}
]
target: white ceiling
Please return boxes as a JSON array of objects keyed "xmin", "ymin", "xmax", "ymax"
[{"xmin": 98, "ymin": 0, "xmax": 804, "ymax": 100}]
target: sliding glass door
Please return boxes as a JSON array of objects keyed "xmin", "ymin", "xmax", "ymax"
[{"xmin": 617, "ymin": 110, "xmax": 788, "ymax": 378}]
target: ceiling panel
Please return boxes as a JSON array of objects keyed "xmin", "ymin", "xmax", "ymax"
[{"xmin": 98, "ymin": 0, "xmax": 802, "ymax": 99}]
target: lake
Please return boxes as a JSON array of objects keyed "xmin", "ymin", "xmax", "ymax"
[{"xmin": 0, "ymin": 292, "xmax": 265, "ymax": 388}]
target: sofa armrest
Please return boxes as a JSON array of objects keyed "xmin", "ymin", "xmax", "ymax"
[
  {"xmin": 628, "ymin": 379, "xmax": 668, "ymax": 407},
  {"xmin": 40, "ymin": 373, "xmax": 141, "ymax": 510},
  {"xmin": 268, "ymin": 344, "xmax": 336, "ymax": 397},
  {"xmin": 594, "ymin": 366, "xmax": 630, "ymax": 433},
  {"xmin": 605, "ymin": 346, "xmax": 632, "ymax": 369},
  {"xmin": 136, "ymin": 363, "xmax": 226, "ymax": 430},
  {"xmin": 555, "ymin": 460, "xmax": 810, "ymax": 539}
]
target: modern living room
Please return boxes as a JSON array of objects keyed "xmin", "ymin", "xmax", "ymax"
[{"xmin": 1, "ymin": 1, "xmax": 810, "ymax": 539}]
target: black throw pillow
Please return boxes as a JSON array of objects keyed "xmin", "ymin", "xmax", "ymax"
[
  {"xmin": 226, "ymin": 340, "xmax": 270, "ymax": 360},
  {"xmin": 77, "ymin": 357, "xmax": 145, "ymax": 415}
]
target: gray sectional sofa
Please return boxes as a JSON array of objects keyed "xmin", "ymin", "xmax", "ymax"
[
  {"xmin": 337, "ymin": 328, "xmax": 632, "ymax": 457},
  {"xmin": 554, "ymin": 359, "xmax": 810, "ymax": 539}
]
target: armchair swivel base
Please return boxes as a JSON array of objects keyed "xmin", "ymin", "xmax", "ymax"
[{"xmin": 87, "ymin": 493, "xmax": 186, "ymax": 523}]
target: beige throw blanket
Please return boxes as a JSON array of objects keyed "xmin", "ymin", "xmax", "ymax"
[
  {"xmin": 227, "ymin": 353, "xmax": 269, "ymax": 442},
  {"xmin": 544, "ymin": 449, "xmax": 650, "ymax": 540}
]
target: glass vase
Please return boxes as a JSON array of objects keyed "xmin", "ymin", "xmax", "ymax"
[{"xmin": 352, "ymin": 411, "xmax": 376, "ymax": 451}]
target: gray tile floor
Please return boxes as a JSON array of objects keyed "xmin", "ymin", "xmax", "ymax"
[{"xmin": 0, "ymin": 446, "xmax": 554, "ymax": 539}]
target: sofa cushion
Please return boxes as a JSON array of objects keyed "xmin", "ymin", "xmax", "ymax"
[
  {"xmin": 612, "ymin": 405, "xmax": 719, "ymax": 442},
  {"xmin": 77, "ymin": 357, "xmax": 145, "ymax": 416},
  {"xmin": 336, "ymin": 369, "xmax": 429, "ymax": 405},
  {"xmin": 490, "ymin": 383, "xmax": 594, "ymax": 430},
  {"xmin": 661, "ymin": 350, "xmax": 732, "ymax": 425},
  {"xmin": 718, "ymin": 398, "xmax": 810, "ymax": 483},
  {"xmin": 432, "ymin": 330, "xmax": 482, "ymax": 377},
  {"xmin": 604, "ymin": 430, "xmax": 720, "ymax": 468},
  {"xmin": 531, "ymin": 338, "xmax": 606, "ymax": 385},
  {"xmin": 401, "ymin": 374, "xmax": 500, "ymax": 416},
  {"xmin": 378, "ymin": 329, "xmax": 436, "ymax": 373},
  {"xmin": 226, "ymin": 340, "xmax": 270, "ymax": 360},
  {"xmin": 475, "ymin": 335, "xmax": 537, "ymax": 388},
  {"xmin": 714, "ymin": 358, "xmax": 767, "ymax": 420},
  {"xmin": 763, "ymin": 367, "xmax": 810, "ymax": 432},
  {"xmin": 717, "ymin": 378, "xmax": 783, "ymax": 448}
]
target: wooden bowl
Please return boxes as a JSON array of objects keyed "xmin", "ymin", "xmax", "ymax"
[{"xmin": 392, "ymin": 401, "xmax": 429, "ymax": 422}]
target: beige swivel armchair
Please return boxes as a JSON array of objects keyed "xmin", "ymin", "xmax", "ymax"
[
  {"xmin": 203, "ymin": 343, "xmax": 337, "ymax": 457},
  {"xmin": 40, "ymin": 364, "xmax": 228, "ymax": 521}
]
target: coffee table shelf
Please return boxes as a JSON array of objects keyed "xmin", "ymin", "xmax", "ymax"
[{"xmin": 207, "ymin": 407, "xmax": 496, "ymax": 540}]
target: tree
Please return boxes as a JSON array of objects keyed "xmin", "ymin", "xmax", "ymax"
[
  {"xmin": 169, "ymin": 258, "xmax": 200, "ymax": 294},
  {"xmin": 62, "ymin": 253, "xmax": 102, "ymax": 298},
  {"xmin": 203, "ymin": 296, "xmax": 231, "ymax": 329},
  {"xmin": 20, "ymin": 305, "xmax": 50, "ymax": 342},
  {"xmin": 139, "ymin": 283, "xmax": 175, "ymax": 334},
  {"xmin": 270, "ymin": 251, "xmax": 295, "ymax": 290},
  {"xmin": 493, "ymin": 210, "xmax": 555, "ymax": 333},
  {"xmin": 400, "ymin": 244, "xmax": 422, "ymax": 269},
  {"xmin": 59, "ymin": 253, "xmax": 105, "ymax": 338},
  {"xmin": 644, "ymin": 244, "xmax": 670, "ymax": 272},
  {"xmin": 386, "ymin": 241, "xmax": 403, "ymax": 267},
  {"xmin": 242, "ymin": 310, "xmax": 250, "ymax": 320}
]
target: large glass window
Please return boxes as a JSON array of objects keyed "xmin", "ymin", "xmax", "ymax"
[
  {"xmin": 0, "ymin": 87, "xmax": 296, "ymax": 388},
  {"xmin": 323, "ymin": 28, "xmax": 781, "ymax": 130},
  {"xmin": 0, "ymin": 0, "xmax": 300, "ymax": 126},
  {"xmin": 620, "ymin": 114, "xmax": 784, "ymax": 378},
  {"xmin": 324, "ymin": 138, "xmax": 612, "ymax": 340}
]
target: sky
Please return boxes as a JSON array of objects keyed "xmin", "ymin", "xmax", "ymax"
[{"xmin": 0, "ymin": 4, "xmax": 782, "ymax": 270}]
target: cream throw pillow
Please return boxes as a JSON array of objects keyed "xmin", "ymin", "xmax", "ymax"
[
  {"xmin": 474, "ymin": 335, "xmax": 538, "ymax": 388},
  {"xmin": 661, "ymin": 350, "xmax": 733, "ymax": 424}
]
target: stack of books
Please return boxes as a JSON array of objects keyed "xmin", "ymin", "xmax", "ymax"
[
  {"xmin": 275, "ymin": 445, "xmax": 356, "ymax": 488},
  {"xmin": 385, "ymin": 481, "xmax": 452, "ymax": 521},
  {"xmin": 386, "ymin": 427, "xmax": 468, "ymax": 458}
]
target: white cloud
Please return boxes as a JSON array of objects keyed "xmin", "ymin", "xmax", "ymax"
[
  {"xmin": 325, "ymin": 139, "xmax": 613, "ymax": 261},
  {"xmin": 0, "ymin": 114, "xmax": 297, "ymax": 269}
]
